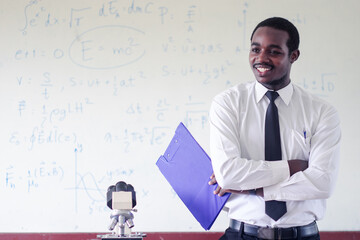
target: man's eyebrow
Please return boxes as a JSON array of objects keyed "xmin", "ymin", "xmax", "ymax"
[
  {"xmin": 268, "ymin": 44, "xmax": 283, "ymax": 50},
  {"xmin": 251, "ymin": 42, "xmax": 283, "ymax": 50}
]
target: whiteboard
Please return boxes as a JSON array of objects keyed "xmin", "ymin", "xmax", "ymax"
[{"xmin": 0, "ymin": 0, "xmax": 359, "ymax": 232}]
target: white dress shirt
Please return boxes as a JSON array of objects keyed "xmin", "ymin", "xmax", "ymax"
[{"xmin": 209, "ymin": 81, "xmax": 341, "ymax": 228}]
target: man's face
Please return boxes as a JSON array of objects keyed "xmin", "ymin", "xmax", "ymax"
[{"xmin": 249, "ymin": 26, "xmax": 299, "ymax": 90}]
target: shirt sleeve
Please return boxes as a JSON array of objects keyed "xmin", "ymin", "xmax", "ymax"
[
  {"xmin": 209, "ymin": 94, "xmax": 290, "ymax": 191},
  {"xmin": 263, "ymin": 104, "xmax": 341, "ymax": 201}
]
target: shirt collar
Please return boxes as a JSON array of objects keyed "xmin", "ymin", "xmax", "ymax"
[{"xmin": 255, "ymin": 81, "xmax": 293, "ymax": 105}]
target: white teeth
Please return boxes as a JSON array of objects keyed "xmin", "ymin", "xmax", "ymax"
[{"xmin": 257, "ymin": 67, "xmax": 270, "ymax": 73}]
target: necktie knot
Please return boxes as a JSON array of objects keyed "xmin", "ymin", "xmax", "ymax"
[{"xmin": 265, "ymin": 91, "xmax": 279, "ymax": 103}]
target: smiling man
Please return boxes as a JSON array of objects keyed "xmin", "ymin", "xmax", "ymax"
[
  {"xmin": 209, "ymin": 17, "xmax": 341, "ymax": 240},
  {"xmin": 250, "ymin": 25, "xmax": 299, "ymax": 91}
]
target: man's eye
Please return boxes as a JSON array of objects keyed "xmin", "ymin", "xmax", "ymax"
[
  {"xmin": 251, "ymin": 48, "xmax": 260, "ymax": 53},
  {"xmin": 270, "ymin": 50, "xmax": 282, "ymax": 55}
]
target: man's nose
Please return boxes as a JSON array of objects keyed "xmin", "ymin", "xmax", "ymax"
[{"xmin": 257, "ymin": 51, "xmax": 269, "ymax": 62}]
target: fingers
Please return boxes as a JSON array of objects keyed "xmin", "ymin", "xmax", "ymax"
[
  {"xmin": 215, "ymin": 187, "xmax": 247, "ymax": 196},
  {"xmin": 208, "ymin": 173, "xmax": 233, "ymax": 197},
  {"xmin": 213, "ymin": 185, "xmax": 227, "ymax": 196},
  {"xmin": 212, "ymin": 184, "xmax": 234, "ymax": 197},
  {"xmin": 208, "ymin": 178, "xmax": 217, "ymax": 185},
  {"xmin": 208, "ymin": 174, "xmax": 225, "ymax": 196},
  {"xmin": 218, "ymin": 188, "xmax": 228, "ymax": 197},
  {"xmin": 213, "ymin": 185, "xmax": 221, "ymax": 195},
  {"xmin": 208, "ymin": 173, "xmax": 229, "ymax": 196},
  {"xmin": 208, "ymin": 173, "xmax": 217, "ymax": 185}
]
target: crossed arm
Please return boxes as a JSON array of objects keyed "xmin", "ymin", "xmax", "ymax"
[
  {"xmin": 209, "ymin": 160, "xmax": 309, "ymax": 197},
  {"xmin": 209, "ymin": 91, "xmax": 341, "ymax": 202}
]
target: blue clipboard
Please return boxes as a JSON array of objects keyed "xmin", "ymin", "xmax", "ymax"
[{"xmin": 156, "ymin": 122, "xmax": 230, "ymax": 230}]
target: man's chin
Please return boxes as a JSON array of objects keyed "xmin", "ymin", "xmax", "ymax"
[
  {"xmin": 255, "ymin": 77, "xmax": 273, "ymax": 85},
  {"xmin": 255, "ymin": 76, "xmax": 290, "ymax": 90}
]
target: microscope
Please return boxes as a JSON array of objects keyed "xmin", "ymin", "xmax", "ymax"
[{"xmin": 98, "ymin": 181, "xmax": 146, "ymax": 240}]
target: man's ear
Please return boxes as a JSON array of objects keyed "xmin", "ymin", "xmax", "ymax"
[{"xmin": 290, "ymin": 49, "xmax": 300, "ymax": 63}]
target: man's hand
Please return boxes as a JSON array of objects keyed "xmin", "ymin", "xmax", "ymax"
[
  {"xmin": 208, "ymin": 173, "xmax": 245, "ymax": 196},
  {"xmin": 288, "ymin": 160, "xmax": 308, "ymax": 176},
  {"xmin": 208, "ymin": 173, "xmax": 228, "ymax": 196}
]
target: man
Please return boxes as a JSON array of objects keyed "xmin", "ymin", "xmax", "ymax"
[{"xmin": 209, "ymin": 17, "xmax": 341, "ymax": 240}]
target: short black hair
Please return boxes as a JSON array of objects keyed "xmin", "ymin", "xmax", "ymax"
[{"xmin": 250, "ymin": 17, "xmax": 300, "ymax": 54}]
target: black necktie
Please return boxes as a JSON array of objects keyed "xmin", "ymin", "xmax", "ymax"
[{"xmin": 264, "ymin": 91, "xmax": 287, "ymax": 221}]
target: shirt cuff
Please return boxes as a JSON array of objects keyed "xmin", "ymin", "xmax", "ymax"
[{"xmin": 263, "ymin": 160, "xmax": 290, "ymax": 201}]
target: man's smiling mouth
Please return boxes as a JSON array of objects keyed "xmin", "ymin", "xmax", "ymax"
[{"xmin": 253, "ymin": 63, "xmax": 273, "ymax": 73}]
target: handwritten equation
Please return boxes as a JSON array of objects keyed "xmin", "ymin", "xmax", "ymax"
[
  {"xmin": 20, "ymin": 0, "xmax": 172, "ymax": 34},
  {"xmin": 296, "ymin": 72, "xmax": 337, "ymax": 98},
  {"xmin": 4, "ymin": 161, "xmax": 64, "ymax": 192}
]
